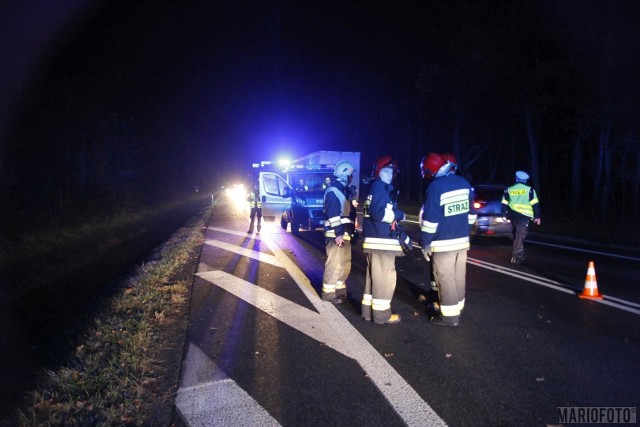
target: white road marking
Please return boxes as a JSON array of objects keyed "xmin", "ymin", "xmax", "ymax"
[
  {"xmin": 204, "ymin": 239, "xmax": 282, "ymax": 267},
  {"xmin": 526, "ymin": 240, "xmax": 640, "ymax": 262},
  {"xmin": 208, "ymin": 226, "xmax": 262, "ymax": 239},
  {"xmin": 176, "ymin": 343, "xmax": 281, "ymax": 426},
  {"xmin": 468, "ymin": 257, "xmax": 640, "ymax": 315},
  {"xmin": 259, "ymin": 232, "xmax": 446, "ymax": 427},
  {"xmin": 181, "ymin": 226, "xmax": 447, "ymax": 427}
]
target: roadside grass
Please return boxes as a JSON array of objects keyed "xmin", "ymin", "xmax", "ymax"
[
  {"xmin": 8, "ymin": 203, "xmax": 213, "ymax": 426},
  {"xmin": 2, "ymin": 197, "xmax": 207, "ymax": 298}
]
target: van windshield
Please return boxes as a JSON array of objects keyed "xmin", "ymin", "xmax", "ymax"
[{"xmin": 291, "ymin": 173, "xmax": 333, "ymax": 192}]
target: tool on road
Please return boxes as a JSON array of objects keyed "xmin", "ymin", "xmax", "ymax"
[{"xmin": 578, "ymin": 261, "xmax": 603, "ymax": 299}]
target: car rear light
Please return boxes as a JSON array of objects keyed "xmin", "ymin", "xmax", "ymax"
[{"xmin": 473, "ymin": 201, "xmax": 485, "ymax": 209}]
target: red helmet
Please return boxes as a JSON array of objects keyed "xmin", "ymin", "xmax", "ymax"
[
  {"xmin": 442, "ymin": 152, "xmax": 457, "ymax": 165},
  {"xmin": 374, "ymin": 155, "xmax": 399, "ymax": 178},
  {"xmin": 420, "ymin": 153, "xmax": 445, "ymax": 178}
]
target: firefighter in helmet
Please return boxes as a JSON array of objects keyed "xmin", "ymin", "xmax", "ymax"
[
  {"xmin": 361, "ymin": 155, "xmax": 407, "ymax": 324},
  {"xmin": 321, "ymin": 160, "xmax": 356, "ymax": 304},
  {"xmin": 501, "ymin": 170, "xmax": 541, "ymax": 264},
  {"xmin": 420, "ymin": 153, "xmax": 476, "ymax": 327}
]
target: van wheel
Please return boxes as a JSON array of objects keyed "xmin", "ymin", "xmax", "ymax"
[
  {"xmin": 280, "ymin": 217, "xmax": 288, "ymax": 230},
  {"xmin": 291, "ymin": 221, "xmax": 300, "ymax": 235}
]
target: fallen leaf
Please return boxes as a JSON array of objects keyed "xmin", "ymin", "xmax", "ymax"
[
  {"xmin": 384, "ymin": 352, "xmax": 395, "ymax": 358},
  {"xmin": 445, "ymin": 353, "xmax": 452, "ymax": 358}
]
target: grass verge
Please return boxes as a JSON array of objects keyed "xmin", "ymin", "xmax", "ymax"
[{"xmin": 8, "ymin": 205, "xmax": 212, "ymax": 426}]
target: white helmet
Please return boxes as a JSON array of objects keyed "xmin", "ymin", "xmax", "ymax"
[{"xmin": 333, "ymin": 161, "xmax": 355, "ymax": 183}]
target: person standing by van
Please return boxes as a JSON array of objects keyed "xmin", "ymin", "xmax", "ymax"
[
  {"xmin": 247, "ymin": 183, "xmax": 262, "ymax": 233},
  {"xmin": 322, "ymin": 161, "xmax": 356, "ymax": 304}
]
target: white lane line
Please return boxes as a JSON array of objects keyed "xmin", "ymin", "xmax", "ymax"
[
  {"xmin": 204, "ymin": 239, "xmax": 281, "ymax": 267},
  {"xmin": 526, "ymin": 240, "xmax": 640, "ymax": 262},
  {"xmin": 259, "ymin": 233, "xmax": 447, "ymax": 427},
  {"xmin": 176, "ymin": 343, "xmax": 281, "ymax": 427},
  {"xmin": 468, "ymin": 257, "xmax": 640, "ymax": 316}
]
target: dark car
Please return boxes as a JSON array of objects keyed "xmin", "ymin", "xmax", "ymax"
[{"xmin": 471, "ymin": 184, "xmax": 511, "ymax": 236}]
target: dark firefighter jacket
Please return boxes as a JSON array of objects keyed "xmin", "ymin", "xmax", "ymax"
[{"xmin": 362, "ymin": 178, "xmax": 405, "ymax": 252}]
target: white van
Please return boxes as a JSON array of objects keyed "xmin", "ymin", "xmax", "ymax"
[{"xmin": 257, "ymin": 170, "xmax": 293, "ymax": 218}]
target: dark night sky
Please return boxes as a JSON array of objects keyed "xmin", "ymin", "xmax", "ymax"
[{"xmin": 1, "ymin": 0, "xmax": 639, "ymax": 208}]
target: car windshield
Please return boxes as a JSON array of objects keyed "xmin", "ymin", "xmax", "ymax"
[{"xmin": 474, "ymin": 186, "xmax": 504, "ymax": 201}]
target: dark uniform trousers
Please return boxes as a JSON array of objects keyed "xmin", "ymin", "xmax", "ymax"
[{"xmin": 511, "ymin": 220, "xmax": 529, "ymax": 261}]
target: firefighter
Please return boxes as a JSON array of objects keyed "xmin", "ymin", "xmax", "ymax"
[
  {"xmin": 321, "ymin": 160, "xmax": 356, "ymax": 304},
  {"xmin": 247, "ymin": 183, "xmax": 262, "ymax": 233},
  {"xmin": 420, "ymin": 153, "xmax": 476, "ymax": 327},
  {"xmin": 501, "ymin": 170, "xmax": 541, "ymax": 264},
  {"xmin": 419, "ymin": 152, "xmax": 459, "ymax": 315},
  {"xmin": 361, "ymin": 155, "xmax": 407, "ymax": 324}
]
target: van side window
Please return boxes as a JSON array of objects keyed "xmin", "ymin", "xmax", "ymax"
[
  {"xmin": 263, "ymin": 173, "xmax": 289, "ymax": 197},
  {"xmin": 263, "ymin": 174, "xmax": 278, "ymax": 195}
]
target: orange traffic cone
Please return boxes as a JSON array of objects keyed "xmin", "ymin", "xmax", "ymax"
[{"xmin": 578, "ymin": 261, "xmax": 603, "ymax": 299}]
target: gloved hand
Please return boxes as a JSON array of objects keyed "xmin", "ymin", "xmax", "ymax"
[
  {"xmin": 423, "ymin": 250, "xmax": 432, "ymax": 262},
  {"xmin": 335, "ymin": 235, "xmax": 344, "ymax": 247}
]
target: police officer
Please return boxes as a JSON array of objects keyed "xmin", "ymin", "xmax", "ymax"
[
  {"xmin": 247, "ymin": 183, "xmax": 262, "ymax": 233},
  {"xmin": 296, "ymin": 178, "xmax": 309, "ymax": 192},
  {"xmin": 322, "ymin": 161, "xmax": 356, "ymax": 304},
  {"xmin": 322, "ymin": 176, "xmax": 332, "ymax": 190},
  {"xmin": 420, "ymin": 153, "xmax": 476, "ymax": 327},
  {"xmin": 361, "ymin": 155, "xmax": 407, "ymax": 324},
  {"xmin": 501, "ymin": 170, "xmax": 541, "ymax": 264}
]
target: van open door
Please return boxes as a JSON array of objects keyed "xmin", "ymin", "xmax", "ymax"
[{"xmin": 258, "ymin": 171, "xmax": 292, "ymax": 218}]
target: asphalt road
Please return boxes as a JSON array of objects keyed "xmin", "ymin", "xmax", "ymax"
[{"xmin": 174, "ymin": 195, "xmax": 639, "ymax": 426}]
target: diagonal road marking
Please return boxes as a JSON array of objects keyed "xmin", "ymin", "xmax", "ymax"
[
  {"xmin": 258, "ymin": 232, "xmax": 446, "ymax": 426},
  {"xmin": 204, "ymin": 239, "xmax": 282, "ymax": 267},
  {"xmin": 197, "ymin": 270, "xmax": 350, "ymax": 354},
  {"xmin": 208, "ymin": 226, "xmax": 261, "ymax": 239},
  {"xmin": 176, "ymin": 343, "xmax": 280, "ymax": 426},
  {"xmin": 185, "ymin": 225, "xmax": 447, "ymax": 426}
]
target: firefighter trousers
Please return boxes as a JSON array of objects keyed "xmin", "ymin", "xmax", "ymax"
[
  {"xmin": 432, "ymin": 249, "xmax": 467, "ymax": 318},
  {"xmin": 362, "ymin": 251, "xmax": 398, "ymax": 323},
  {"xmin": 322, "ymin": 239, "xmax": 351, "ymax": 299}
]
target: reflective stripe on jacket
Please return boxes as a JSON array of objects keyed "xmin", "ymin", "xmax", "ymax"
[
  {"xmin": 362, "ymin": 178, "xmax": 405, "ymax": 253},
  {"xmin": 248, "ymin": 191, "xmax": 261, "ymax": 208},
  {"xmin": 501, "ymin": 183, "xmax": 539, "ymax": 219},
  {"xmin": 420, "ymin": 174, "xmax": 475, "ymax": 253},
  {"xmin": 323, "ymin": 181, "xmax": 354, "ymax": 239}
]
